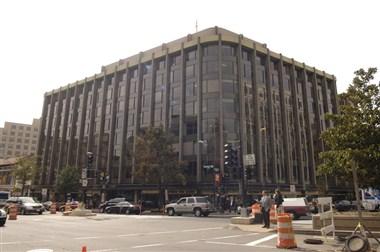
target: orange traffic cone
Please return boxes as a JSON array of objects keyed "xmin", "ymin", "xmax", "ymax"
[
  {"xmin": 269, "ymin": 205, "xmax": 277, "ymax": 224},
  {"xmin": 276, "ymin": 213, "xmax": 297, "ymax": 249},
  {"xmin": 8, "ymin": 204, "xmax": 17, "ymax": 220},
  {"xmin": 81, "ymin": 246, "xmax": 87, "ymax": 252}
]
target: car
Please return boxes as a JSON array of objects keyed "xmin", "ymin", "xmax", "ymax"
[
  {"xmin": 334, "ymin": 200, "xmax": 353, "ymax": 212},
  {"xmin": 59, "ymin": 201, "xmax": 79, "ymax": 212},
  {"xmin": 0, "ymin": 191, "xmax": 10, "ymax": 209},
  {"xmin": 0, "ymin": 208, "xmax": 6, "ymax": 226},
  {"xmin": 99, "ymin": 197, "xmax": 127, "ymax": 213},
  {"xmin": 165, "ymin": 196, "xmax": 215, "ymax": 217},
  {"xmin": 5, "ymin": 197, "xmax": 44, "ymax": 215},
  {"xmin": 282, "ymin": 197, "xmax": 311, "ymax": 219},
  {"xmin": 105, "ymin": 201, "xmax": 141, "ymax": 214}
]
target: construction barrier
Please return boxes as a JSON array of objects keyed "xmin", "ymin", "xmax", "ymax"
[
  {"xmin": 276, "ymin": 213, "xmax": 297, "ymax": 249},
  {"xmin": 251, "ymin": 203, "xmax": 261, "ymax": 217},
  {"xmin": 81, "ymin": 246, "xmax": 87, "ymax": 252},
  {"xmin": 8, "ymin": 204, "xmax": 17, "ymax": 220},
  {"xmin": 50, "ymin": 202, "xmax": 56, "ymax": 214},
  {"xmin": 269, "ymin": 205, "xmax": 277, "ymax": 224}
]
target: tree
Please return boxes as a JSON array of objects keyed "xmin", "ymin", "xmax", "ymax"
[
  {"xmin": 134, "ymin": 127, "xmax": 186, "ymax": 206},
  {"xmin": 318, "ymin": 68, "xmax": 380, "ymax": 187},
  {"xmin": 12, "ymin": 155, "xmax": 39, "ymax": 196},
  {"xmin": 56, "ymin": 165, "xmax": 81, "ymax": 201}
]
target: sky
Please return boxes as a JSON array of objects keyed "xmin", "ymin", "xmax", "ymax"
[{"xmin": 0, "ymin": 0, "xmax": 379, "ymax": 126}]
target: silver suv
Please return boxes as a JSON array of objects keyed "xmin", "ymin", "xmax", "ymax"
[{"xmin": 165, "ymin": 196, "xmax": 215, "ymax": 217}]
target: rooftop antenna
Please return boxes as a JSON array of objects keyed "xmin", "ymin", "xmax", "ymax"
[{"xmin": 195, "ymin": 19, "xmax": 198, "ymax": 32}]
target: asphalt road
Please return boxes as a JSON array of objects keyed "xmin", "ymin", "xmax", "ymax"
[{"xmin": 0, "ymin": 212, "xmax": 340, "ymax": 252}]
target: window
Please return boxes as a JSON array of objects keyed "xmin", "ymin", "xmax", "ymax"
[
  {"xmin": 171, "ymin": 87, "xmax": 181, "ymax": 100},
  {"xmin": 117, "ymin": 101, "xmax": 124, "ymax": 112},
  {"xmin": 154, "ymin": 108, "xmax": 162, "ymax": 121},
  {"xmin": 155, "ymin": 91, "xmax": 163, "ymax": 104},
  {"xmin": 205, "ymin": 98, "xmax": 218, "ymax": 113},
  {"xmin": 186, "ymin": 82, "xmax": 196, "ymax": 97},
  {"xmin": 186, "ymin": 65, "xmax": 195, "ymax": 77},
  {"xmin": 223, "ymin": 99, "xmax": 235, "ymax": 113},
  {"xmin": 202, "ymin": 80, "xmax": 219, "ymax": 93},
  {"xmin": 142, "ymin": 95, "xmax": 151, "ymax": 107},
  {"xmin": 203, "ymin": 45, "xmax": 218, "ymax": 56},
  {"xmin": 187, "ymin": 197, "xmax": 195, "ymax": 203},
  {"xmin": 129, "ymin": 97, "xmax": 136, "ymax": 110}
]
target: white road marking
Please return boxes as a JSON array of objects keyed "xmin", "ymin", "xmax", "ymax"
[
  {"xmin": 176, "ymin": 240, "xmax": 198, "ymax": 244},
  {"xmin": 132, "ymin": 243, "xmax": 164, "ymax": 248},
  {"xmin": 205, "ymin": 241, "xmax": 242, "ymax": 246},
  {"xmin": 245, "ymin": 234, "xmax": 278, "ymax": 246},
  {"xmin": 117, "ymin": 233, "xmax": 141, "ymax": 237},
  {"xmin": 0, "ymin": 241, "xmax": 21, "ymax": 245},
  {"xmin": 181, "ymin": 227, "xmax": 223, "ymax": 232},
  {"xmin": 208, "ymin": 233, "xmax": 258, "ymax": 240},
  {"xmin": 90, "ymin": 249, "xmax": 120, "ymax": 252},
  {"xmin": 73, "ymin": 236, "xmax": 99, "ymax": 240}
]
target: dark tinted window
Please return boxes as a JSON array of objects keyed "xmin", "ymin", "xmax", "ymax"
[
  {"xmin": 195, "ymin": 197, "xmax": 208, "ymax": 203},
  {"xmin": 187, "ymin": 198, "xmax": 195, "ymax": 203}
]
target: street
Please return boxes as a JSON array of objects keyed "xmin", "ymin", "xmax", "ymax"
[{"xmin": 0, "ymin": 212, "xmax": 342, "ymax": 252}]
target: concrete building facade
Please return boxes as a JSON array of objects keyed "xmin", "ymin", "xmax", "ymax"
[
  {"xmin": 0, "ymin": 119, "xmax": 40, "ymax": 159},
  {"xmin": 37, "ymin": 27, "xmax": 339, "ymax": 201}
]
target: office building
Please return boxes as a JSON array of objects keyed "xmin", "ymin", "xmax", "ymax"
[{"xmin": 37, "ymin": 27, "xmax": 339, "ymax": 201}]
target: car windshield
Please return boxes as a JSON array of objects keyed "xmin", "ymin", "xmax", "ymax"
[{"xmin": 20, "ymin": 197, "xmax": 36, "ymax": 203}]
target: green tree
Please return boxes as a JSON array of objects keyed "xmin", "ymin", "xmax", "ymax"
[
  {"xmin": 12, "ymin": 155, "xmax": 39, "ymax": 196},
  {"xmin": 134, "ymin": 127, "xmax": 186, "ymax": 206},
  {"xmin": 56, "ymin": 165, "xmax": 81, "ymax": 200},
  {"xmin": 318, "ymin": 68, "xmax": 380, "ymax": 187}
]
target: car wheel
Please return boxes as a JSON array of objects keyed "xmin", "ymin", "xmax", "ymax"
[
  {"xmin": 167, "ymin": 208, "xmax": 175, "ymax": 216},
  {"xmin": 194, "ymin": 208, "xmax": 202, "ymax": 217},
  {"xmin": 105, "ymin": 209, "xmax": 111, "ymax": 214},
  {"xmin": 0, "ymin": 219, "xmax": 5, "ymax": 227},
  {"xmin": 126, "ymin": 208, "xmax": 131, "ymax": 215},
  {"xmin": 203, "ymin": 212, "xmax": 209, "ymax": 217},
  {"xmin": 38, "ymin": 211, "xmax": 43, "ymax": 215},
  {"xmin": 20, "ymin": 209, "xmax": 25, "ymax": 215}
]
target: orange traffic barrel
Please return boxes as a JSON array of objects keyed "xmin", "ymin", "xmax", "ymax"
[
  {"xmin": 64, "ymin": 202, "xmax": 72, "ymax": 212},
  {"xmin": 251, "ymin": 203, "xmax": 261, "ymax": 216},
  {"xmin": 50, "ymin": 202, "xmax": 57, "ymax": 214},
  {"xmin": 81, "ymin": 246, "xmax": 87, "ymax": 252},
  {"xmin": 276, "ymin": 213, "xmax": 297, "ymax": 249},
  {"xmin": 8, "ymin": 204, "xmax": 17, "ymax": 220},
  {"xmin": 269, "ymin": 205, "xmax": 277, "ymax": 224}
]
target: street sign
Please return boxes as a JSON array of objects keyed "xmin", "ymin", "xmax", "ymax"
[
  {"xmin": 81, "ymin": 169, "xmax": 87, "ymax": 179},
  {"xmin": 82, "ymin": 179, "xmax": 88, "ymax": 187},
  {"xmin": 41, "ymin": 188, "xmax": 48, "ymax": 197},
  {"xmin": 290, "ymin": 184, "xmax": 296, "ymax": 193},
  {"xmin": 244, "ymin": 154, "xmax": 256, "ymax": 165}
]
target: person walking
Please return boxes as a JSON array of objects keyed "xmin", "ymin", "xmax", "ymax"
[
  {"xmin": 260, "ymin": 190, "xmax": 272, "ymax": 228},
  {"xmin": 274, "ymin": 189, "xmax": 284, "ymax": 213}
]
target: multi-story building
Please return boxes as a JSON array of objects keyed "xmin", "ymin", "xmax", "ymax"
[
  {"xmin": 37, "ymin": 27, "xmax": 339, "ymax": 202},
  {"xmin": 0, "ymin": 119, "xmax": 40, "ymax": 159}
]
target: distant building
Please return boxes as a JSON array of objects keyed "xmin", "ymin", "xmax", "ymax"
[
  {"xmin": 0, "ymin": 158, "xmax": 18, "ymax": 192},
  {"xmin": 0, "ymin": 119, "xmax": 40, "ymax": 159},
  {"xmin": 37, "ymin": 27, "xmax": 339, "ymax": 201}
]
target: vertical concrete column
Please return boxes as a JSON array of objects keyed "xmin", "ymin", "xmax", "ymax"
[
  {"xmin": 301, "ymin": 64, "xmax": 316, "ymax": 185},
  {"xmin": 47, "ymin": 88, "xmax": 63, "ymax": 184},
  {"xmin": 36, "ymin": 94, "xmax": 49, "ymax": 167},
  {"xmin": 278, "ymin": 56, "xmax": 292, "ymax": 183},
  {"xmin": 95, "ymin": 74, "xmax": 108, "ymax": 178},
  {"xmin": 331, "ymin": 76, "xmax": 339, "ymax": 114},
  {"xmin": 106, "ymin": 68, "xmax": 120, "ymax": 180},
  {"xmin": 66, "ymin": 83, "xmax": 80, "ymax": 167},
  {"xmin": 196, "ymin": 37, "xmax": 203, "ymax": 184},
  {"xmin": 217, "ymin": 34, "xmax": 224, "ymax": 175},
  {"xmin": 265, "ymin": 50, "xmax": 278, "ymax": 185},
  {"xmin": 289, "ymin": 60, "xmax": 304, "ymax": 188},
  {"xmin": 237, "ymin": 36, "xmax": 248, "ymax": 179},
  {"xmin": 87, "ymin": 75, "xmax": 98, "ymax": 154},
  {"xmin": 131, "ymin": 56, "xmax": 143, "ymax": 184},
  {"xmin": 251, "ymin": 43, "xmax": 264, "ymax": 184},
  {"xmin": 321, "ymin": 72, "xmax": 330, "ymax": 128},
  {"xmin": 178, "ymin": 43, "xmax": 185, "ymax": 162},
  {"xmin": 57, "ymin": 88, "xmax": 71, "ymax": 178},
  {"xmin": 164, "ymin": 49, "xmax": 170, "ymax": 130},
  {"xmin": 40, "ymin": 94, "xmax": 54, "ymax": 185},
  {"xmin": 118, "ymin": 66, "xmax": 130, "ymax": 184},
  {"xmin": 150, "ymin": 55, "xmax": 156, "ymax": 127},
  {"xmin": 75, "ymin": 80, "xmax": 89, "ymax": 167}
]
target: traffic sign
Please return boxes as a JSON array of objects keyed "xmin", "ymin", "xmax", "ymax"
[
  {"xmin": 81, "ymin": 169, "xmax": 87, "ymax": 179},
  {"xmin": 244, "ymin": 154, "xmax": 256, "ymax": 165},
  {"xmin": 82, "ymin": 179, "xmax": 88, "ymax": 187}
]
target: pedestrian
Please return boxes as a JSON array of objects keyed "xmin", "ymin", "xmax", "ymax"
[
  {"xmin": 229, "ymin": 196, "xmax": 236, "ymax": 213},
  {"xmin": 260, "ymin": 190, "xmax": 272, "ymax": 228},
  {"xmin": 274, "ymin": 189, "xmax": 284, "ymax": 213}
]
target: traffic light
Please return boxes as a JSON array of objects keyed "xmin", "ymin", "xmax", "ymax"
[
  {"xmin": 245, "ymin": 167, "xmax": 253, "ymax": 180},
  {"xmin": 87, "ymin": 152, "xmax": 94, "ymax": 168}
]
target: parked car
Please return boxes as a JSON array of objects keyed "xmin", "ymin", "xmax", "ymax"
[
  {"xmin": 59, "ymin": 201, "xmax": 79, "ymax": 212},
  {"xmin": 99, "ymin": 197, "xmax": 127, "ymax": 213},
  {"xmin": 282, "ymin": 197, "xmax": 311, "ymax": 219},
  {"xmin": 165, "ymin": 196, "xmax": 215, "ymax": 217},
  {"xmin": 0, "ymin": 191, "xmax": 10, "ymax": 209},
  {"xmin": 5, "ymin": 197, "xmax": 44, "ymax": 215},
  {"xmin": 0, "ymin": 208, "xmax": 6, "ymax": 226},
  {"xmin": 105, "ymin": 201, "xmax": 141, "ymax": 214},
  {"xmin": 334, "ymin": 200, "xmax": 353, "ymax": 212}
]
